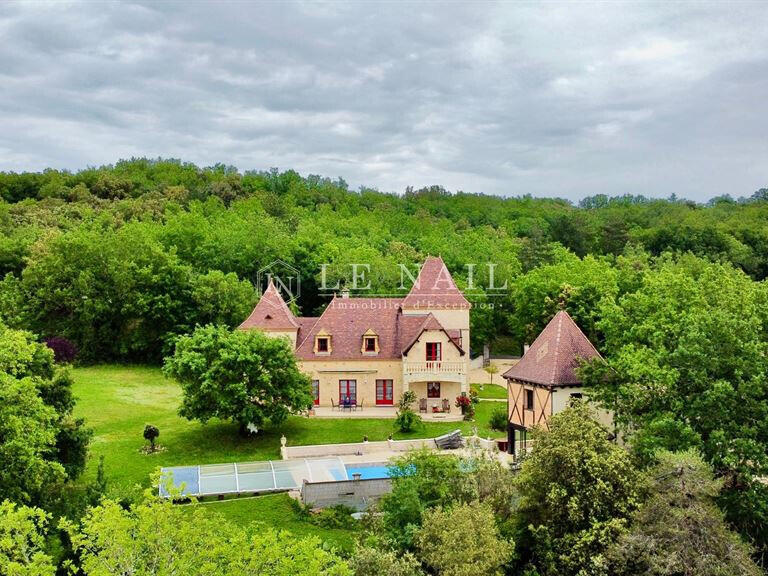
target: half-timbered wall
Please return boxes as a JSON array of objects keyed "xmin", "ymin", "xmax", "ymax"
[{"xmin": 506, "ymin": 378, "xmax": 553, "ymax": 430}]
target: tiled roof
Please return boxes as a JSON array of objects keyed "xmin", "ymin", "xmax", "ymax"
[
  {"xmin": 398, "ymin": 314, "xmax": 430, "ymax": 353},
  {"xmin": 296, "ymin": 317, "xmax": 319, "ymax": 342},
  {"xmin": 503, "ymin": 310, "xmax": 601, "ymax": 386},
  {"xmin": 241, "ymin": 258, "xmax": 468, "ymax": 360},
  {"xmin": 295, "ymin": 298, "xmax": 404, "ymax": 360},
  {"xmin": 446, "ymin": 329, "xmax": 462, "ymax": 346},
  {"xmin": 238, "ymin": 280, "xmax": 299, "ymax": 331},
  {"xmin": 402, "ymin": 256, "xmax": 471, "ymax": 310},
  {"xmin": 400, "ymin": 313, "xmax": 464, "ymax": 356}
]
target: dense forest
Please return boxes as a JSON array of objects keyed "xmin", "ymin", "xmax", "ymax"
[
  {"xmin": 3, "ymin": 158, "xmax": 768, "ymax": 573},
  {"xmin": 1, "ymin": 158, "xmax": 767, "ymax": 363}
]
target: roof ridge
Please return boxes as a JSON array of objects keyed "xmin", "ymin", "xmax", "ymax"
[
  {"xmin": 560, "ymin": 309, "xmax": 603, "ymax": 359},
  {"xmin": 502, "ymin": 309, "xmax": 600, "ymax": 386},
  {"xmin": 402, "ymin": 257, "xmax": 470, "ymax": 309},
  {"xmin": 549, "ymin": 312, "xmax": 563, "ymax": 385},
  {"xmin": 400, "ymin": 312, "xmax": 463, "ymax": 356},
  {"xmin": 266, "ymin": 280, "xmax": 300, "ymax": 328}
]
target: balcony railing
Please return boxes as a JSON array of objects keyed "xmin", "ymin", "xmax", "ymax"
[{"xmin": 404, "ymin": 361, "xmax": 466, "ymax": 376}]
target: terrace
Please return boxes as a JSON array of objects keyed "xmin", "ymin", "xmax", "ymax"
[{"xmin": 309, "ymin": 404, "xmax": 464, "ymax": 422}]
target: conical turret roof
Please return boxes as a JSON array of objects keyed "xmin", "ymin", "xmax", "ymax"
[
  {"xmin": 402, "ymin": 256, "xmax": 470, "ymax": 309},
  {"xmin": 239, "ymin": 279, "xmax": 299, "ymax": 331},
  {"xmin": 503, "ymin": 310, "xmax": 600, "ymax": 386}
]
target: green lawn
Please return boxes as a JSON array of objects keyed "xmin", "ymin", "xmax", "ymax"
[
  {"xmin": 72, "ymin": 364, "xmax": 500, "ymax": 548},
  {"xmin": 471, "ymin": 382, "xmax": 508, "ymax": 399},
  {"xmin": 181, "ymin": 494, "xmax": 355, "ymax": 550}
]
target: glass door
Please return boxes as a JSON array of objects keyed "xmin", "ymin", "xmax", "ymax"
[
  {"xmin": 376, "ymin": 379, "xmax": 393, "ymax": 405},
  {"xmin": 339, "ymin": 379, "xmax": 357, "ymax": 404}
]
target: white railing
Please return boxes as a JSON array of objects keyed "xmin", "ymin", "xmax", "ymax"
[{"xmin": 403, "ymin": 361, "xmax": 466, "ymax": 376}]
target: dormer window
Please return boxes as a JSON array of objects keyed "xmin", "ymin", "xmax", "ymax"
[
  {"xmin": 361, "ymin": 329, "xmax": 379, "ymax": 355},
  {"xmin": 314, "ymin": 330, "xmax": 332, "ymax": 355}
]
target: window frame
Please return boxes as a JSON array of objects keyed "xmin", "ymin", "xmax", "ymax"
[
  {"xmin": 427, "ymin": 381, "xmax": 441, "ymax": 398},
  {"xmin": 426, "ymin": 342, "xmax": 442, "ymax": 362},
  {"xmin": 311, "ymin": 379, "xmax": 320, "ymax": 405},
  {"xmin": 339, "ymin": 379, "xmax": 357, "ymax": 404},
  {"xmin": 525, "ymin": 388, "xmax": 534, "ymax": 410},
  {"xmin": 364, "ymin": 337, "xmax": 377, "ymax": 352},
  {"xmin": 375, "ymin": 379, "xmax": 394, "ymax": 405},
  {"xmin": 316, "ymin": 337, "xmax": 329, "ymax": 353}
]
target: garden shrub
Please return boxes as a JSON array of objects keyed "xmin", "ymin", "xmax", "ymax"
[
  {"xmin": 490, "ymin": 406, "xmax": 508, "ymax": 431},
  {"xmin": 43, "ymin": 336, "xmax": 77, "ymax": 363},
  {"xmin": 395, "ymin": 391, "xmax": 422, "ymax": 433}
]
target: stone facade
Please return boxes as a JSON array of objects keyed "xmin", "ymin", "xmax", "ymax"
[{"xmin": 240, "ymin": 256, "xmax": 471, "ymax": 410}]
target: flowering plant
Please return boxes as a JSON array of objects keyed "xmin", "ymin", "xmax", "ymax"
[
  {"xmin": 456, "ymin": 393, "xmax": 475, "ymax": 420},
  {"xmin": 455, "ymin": 394, "xmax": 472, "ymax": 408}
]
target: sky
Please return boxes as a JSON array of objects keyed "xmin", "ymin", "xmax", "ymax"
[{"xmin": 1, "ymin": 1, "xmax": 768, "ymax": 202}]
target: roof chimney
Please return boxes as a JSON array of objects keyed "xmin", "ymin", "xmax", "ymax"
[{"xmin": 340, "ymin": 289, "xmax": 350, "ymax": 299}]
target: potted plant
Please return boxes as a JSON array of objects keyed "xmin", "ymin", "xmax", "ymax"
[{"xmin": 455, "ymin": 394, "xmax": 472, "ymax": 415}]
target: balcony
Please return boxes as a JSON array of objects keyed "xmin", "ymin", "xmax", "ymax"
[{"xmin": 403, "ymin": 361, "xmax": 466, "ymax": 382}]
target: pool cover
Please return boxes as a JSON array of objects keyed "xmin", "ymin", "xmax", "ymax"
[{"xmin": 159, "ymin": 457, "xmax": 348, "ymax": 498}]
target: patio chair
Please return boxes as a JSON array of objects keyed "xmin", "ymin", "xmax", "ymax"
[
  {"xmin": 357, "ymin": 399, "xmax": 364, "ymax": 411},
  {"xmin": 442, "ymin": 398, "xmax": 451, "ymax": 413},
  {"xmin": 330, "ymin": 398, "xmax": 338, "ymax": 411},
  {"xmin": 419, "ymin": 398, "xmax": 427, "ymax": 413}
]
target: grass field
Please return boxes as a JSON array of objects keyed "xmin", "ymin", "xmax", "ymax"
[
  {"xmin": 72, "ymin": 364, "xmax": 500, "ymax": 549},
  {"xmin": 471, "ymin": 382, "xmax": 508, "ymax": 399}
]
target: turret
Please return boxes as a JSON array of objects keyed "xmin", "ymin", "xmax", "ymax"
[{"xmin": 238, "ymin": 279, "xmax": 299, "ymax": 347}]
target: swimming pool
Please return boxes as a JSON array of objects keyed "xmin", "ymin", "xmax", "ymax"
[{"xmin": 344, "ymin": 463, "xmax": 391, "ymax": 480}]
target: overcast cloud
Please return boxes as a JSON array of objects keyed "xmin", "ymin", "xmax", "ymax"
[{"xmin": 1, "ymin": 1, "xmax": 767, "ymax": 201}]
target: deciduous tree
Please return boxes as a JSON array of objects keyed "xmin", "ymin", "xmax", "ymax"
[
  {"xmin": 607, "ymin": 451, "xmax": 761, "ymax": 576},
  {"xmin": 371, "ymin": 450, "xmax": 477, "ymax": 550},
  {"xmin": 163, "ymin": 324, "xmax": 313, "ymax": 430},
  {"xmin": 584, "ymin": 255, "xmax": 768, "ymax": 558},
  {"xmin": 0, "ymin": 376, "xmax": 65, "ymax": 504},
  {"xmin": 415, "ymin": 501, "xmax": 514, "ymax": 576},
  {"xmin": 0, "ymin": 500, "xmax": 55, "ymax": 576},
  {"xmin": 350, "ymin": 547, "xmax": 424, "ymax": 576},
  {"xmin": 515, "ymin": 401, "xmax": 640, "ymax": 576},
  {"xmin": 64, "ymin": 496, "xmax": 350, "ymax": 576}
]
